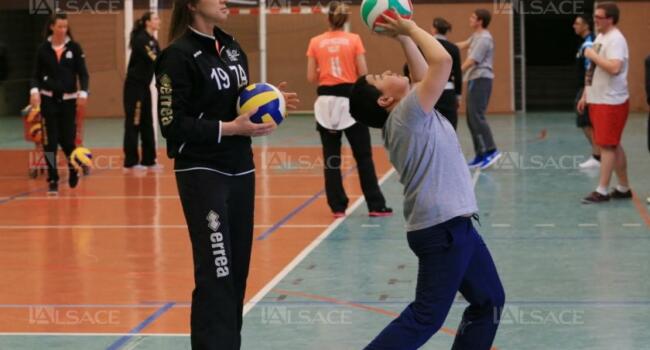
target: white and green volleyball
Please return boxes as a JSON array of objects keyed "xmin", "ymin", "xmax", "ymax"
[{"xmin": 360, "ymin": 0, "xmax": 414, "ymax": 33}]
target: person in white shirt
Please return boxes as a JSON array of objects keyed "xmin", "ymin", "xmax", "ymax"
[{"xmin": 577, "ymin": 2, "xmax": 631, "ymax": 204}]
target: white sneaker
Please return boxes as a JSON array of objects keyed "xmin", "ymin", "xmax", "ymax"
[
  {"xmin": 647, "ymin": 197, "xmax": 650, "ymax": 205},
  {"xmin": 579, "ymin": 156, "xmax": 600, "ymax": 169},
  {"xmin": 146, "ymin": 164, "xmax": 164, "ymax": 172}
]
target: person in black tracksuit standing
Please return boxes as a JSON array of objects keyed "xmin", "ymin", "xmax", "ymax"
[
  {"xmin": 30, "ymin": 13, "xmax": 89, "ymax": 194},
  {"xmin": 402, "ymin": 17, "xmax": 461, "ymax": 129},
  {"xmin": 156, "ymin": 1, "xmax": 298, "ymax": 348},
  {"xmin": 123, "ymin": 11, "xmax": 161, "ymax": 169}
]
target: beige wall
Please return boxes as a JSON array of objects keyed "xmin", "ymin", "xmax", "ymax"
[
  {"xmin": 72, "ymin": 1, "xmax": 649, "ymax": 118},
  {"xmin": 616, "ymin": 2, "xmax": 650, "ymax": 112}
]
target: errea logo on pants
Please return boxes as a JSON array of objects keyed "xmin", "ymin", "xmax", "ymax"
[{"xmin": 207, "ymin": 210, "xmax": 229, "ymax": 278}]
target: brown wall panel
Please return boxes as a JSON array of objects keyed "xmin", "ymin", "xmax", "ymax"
[
  {"xmin": 616, "ymin": 2, "xmax": 650, "ymax": 112},
  {"xmin": 69, "ymin": 1, "xmax": 648, "ymax": 118}
]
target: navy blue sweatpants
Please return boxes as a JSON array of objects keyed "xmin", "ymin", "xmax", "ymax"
[{"xmin": 366, "ymin": 216, "xmax": 505, "ymax": 350}]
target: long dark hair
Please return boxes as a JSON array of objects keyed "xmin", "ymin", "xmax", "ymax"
[
  {"xmin": 169, "ymin": 0, "xmax": 200, "ymax": 43},
  {"xmin": 328, "ymin": 1, "xmax": 349, "ymax": 30},
  {"xmin": 44, "ymin": 13, "xmax": 74, "ymax": 41},
  {"xmin": 130, "ymin": 11, "xmax": 154, "ymax": 48}
]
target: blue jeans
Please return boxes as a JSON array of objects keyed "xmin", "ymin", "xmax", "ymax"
[{"xmin": 366, "ymin": 216, "xmax": 505, "ymax": 350}]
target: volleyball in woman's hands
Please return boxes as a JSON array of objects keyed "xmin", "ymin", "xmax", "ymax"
[
  {"xmin": 360, "ymin": 0, "xmax": 413, "ymax": 33},
  {"xmin": 237, "ymin": 83, "xmax": 286, "ymax": 125}
]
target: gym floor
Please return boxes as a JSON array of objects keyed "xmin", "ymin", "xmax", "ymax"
[{"xmin": 0, "ymin": 112, "xmax": 648, "ymax": 349}]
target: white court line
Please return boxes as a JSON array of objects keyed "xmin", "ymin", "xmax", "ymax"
[
  {"xmin": 622, "ymin": 223, "xmax": 642, "ymax": 227},
  {"xmin": 535, "ymin": 224, "xmax": 556, "ymax": 228},
  {"xmin": 0, "ymin": 224, "xmax": 328, "ymax": 230},
  {"xmin": 361, "ymin": 224, "xmax": 381, "ymax": 228},
  {"xmin": 15, "ymin": 195, "xmax": 318, "ymax": 200},
  {"xmin": 472, "ymin": 168, "xmax": 481, "ymax": 187},
  {"xmin": 242, "ymin": 168, "xmax": 396, "ymax": 316},
  {"xmin": 578, "ymin": 223, "xmax": 598, "ymax": 227}
]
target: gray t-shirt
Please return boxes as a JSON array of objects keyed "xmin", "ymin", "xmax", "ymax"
[
  {"xmin": 466, "ymin": 30, "xmax": 494, "ymax": 80},
  {"xmin": 384, "ymin": 89, "xmax": 478, "ymax": 232}
]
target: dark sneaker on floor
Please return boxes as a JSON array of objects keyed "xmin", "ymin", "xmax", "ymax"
[
  {"xmin": 468, "ymin": 155, "xmax": 484, "ymax": 169},
  {"xmin": 609, "ymin": 188, "xmax": 632, "ymax": 199},
  {"xmin": 68, "ymin": 169, "xmax": 79, "ymax": 189},
  {"xmin": 333, "ymin": 212, "xmax": 345, "ymax": 218},
  {"xmin": 582, "ymin": 191, "xmax": 610, "ymax": 204},
  {"xmin": 47, "ymin": 182, "xmax": 58, "ymax": 195},
  {"xmin": 369, "ymin": 207, "xmax": 393, "ymax": 217},
  {"xmin": 82, "ymin": 166, "xmax": 90, "ymax": 176}
]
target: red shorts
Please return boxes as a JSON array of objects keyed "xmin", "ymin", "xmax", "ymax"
[{"xmin": 588, "ymin": 100, "xmax": 629, "ymax": 146}]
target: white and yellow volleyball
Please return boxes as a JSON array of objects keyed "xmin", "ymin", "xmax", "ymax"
[
  {"xmin": 70, "ymin": 147, "xmax": 93, "ymax": 170},
  {"xmin": 237, "ymin": 83, "xmax": 286, "ymax": 125}
]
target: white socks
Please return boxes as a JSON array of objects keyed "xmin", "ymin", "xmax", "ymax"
[
  {"xmin": 596, "ymin": 186, "xmax": 608, "ymax": 196},
  {"xmin": 616, "ymin": 185, "xmax": 629, "ymax": 193}
]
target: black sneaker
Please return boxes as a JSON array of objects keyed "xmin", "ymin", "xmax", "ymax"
[
  {"xmin": 582, "ymin": 191, "xmax": 610, "ymax": 204},
  {"xmin": 609, "ymin": 188, "xmax": 632, "ymax": 199},
  {"xmin": 47, "ymin": 181, "xmax": 58, "ymax": 195},
  {"xmin": 82, "ymin": 166, "xmax": 90, "ymax": 176},
  {"xmin": 68, "ymin": 169, "xmax": 79, "ymax": 189},
  {"xmin": 369, "ymin": 207, "xmax": 393, "ymax": 217}
]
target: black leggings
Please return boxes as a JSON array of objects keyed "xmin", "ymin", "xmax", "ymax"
[
  {"xmin": 41, "ymin": 96, "xmax": 76, "ymax": 183},
  {"xmin": 175, "ymin": 169, "xmax": 255, "ymax": 350},
  {"xmin": 317, "ymin": 122, "xmax": 387, "ymax": 212},
  {"xmin": 123, "ymin": 81, "xmax": 156, "ymax": 167}
]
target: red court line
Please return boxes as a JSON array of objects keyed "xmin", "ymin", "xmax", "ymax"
[
  {"xmin": 631, "ymin": 192, "xmax": 650, "ymax": 228},
  {"xmin": 273, "ymin": 289, "xmax": 500, "ymax": 350}
]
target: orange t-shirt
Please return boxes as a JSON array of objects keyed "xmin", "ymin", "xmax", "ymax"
[{"xmin": 306, "ymin": 31, "xmax": 366, "ymax": 86}]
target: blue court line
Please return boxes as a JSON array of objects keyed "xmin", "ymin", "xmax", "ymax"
[
  {"xmin": 256, "ymin": 166, "xmax": 358, "ymax": 241},
  {"xmin": 105, "ymin": 302, "xmax": 175, "ymax": 350}
]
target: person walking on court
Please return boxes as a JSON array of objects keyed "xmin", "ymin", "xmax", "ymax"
[
  {"xmin": 578, "ymin": 2, "xmax": 631, "ymax": 204},
  {"xmin": 573, "ymin": 15, "xmax": 600, "ymax": 169},
  {"xmin": 306, "ymin": 1, "xmax": 392, "ymax": 218},
  {"xmin": 30, "ymin": 13, "xmax": 89, "ymax": 195},
  {"xmin": 456, "ymin": 9, "xmax": 500, "ymax": 170},
  {"xmin": 155, "ymin": 0, "xmax": 298, "ymax": 348},
  {"xmin": 123, "ymin": 11, "xmax": 162, "ymax": 170},
  {"xmin": 349, "ymin": 15, "xmax": 504, "ymax": 350}
]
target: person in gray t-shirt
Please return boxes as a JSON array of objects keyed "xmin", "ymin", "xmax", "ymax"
[
  {"xmin": 349, "ymin": 14, "xmax": 504, "ymax": 350},
  {"xmin": 456, "ymin": 9, "xmax": 500, "ymax": 170}
]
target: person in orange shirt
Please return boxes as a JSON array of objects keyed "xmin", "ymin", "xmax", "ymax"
[{"xmin": 306, "ymin": 1, "xmax": 391, "ymax": 218}]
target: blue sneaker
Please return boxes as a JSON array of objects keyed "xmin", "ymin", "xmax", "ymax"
[
  {"xmin": 480, "ymin": 150, "xmax": 502, "ymax": 170},
  {"xmin": 468, "ymin": 154, "xmax": 484, "ymax": 169}
]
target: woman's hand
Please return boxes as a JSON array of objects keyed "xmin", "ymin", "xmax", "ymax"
[
  {"xmin": 277, "ymin": 81, "xmax": 299, "ymax": 110},
  {"xmin": 222, "ymin": 108, "xmax": 276, "ymax": 137},
  {"xmin": 375, "ymin": 12, "xmax": 417, "ymax": 38}
]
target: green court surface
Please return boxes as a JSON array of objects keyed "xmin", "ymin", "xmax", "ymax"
[{"xmin": 1, "ymin": 112, "xmax": 649, "ymax": 349}]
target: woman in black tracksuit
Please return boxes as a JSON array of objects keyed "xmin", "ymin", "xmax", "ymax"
[
  {"xmin": 30, "ymin": 13, "xmax": 89, "ymax": 194},
  {"xmin": 155, "ymin": 0, "xmax": 297, "ymax": 348},
  {"xmin": 403, "ymin": 17, "xmax": 462, "ymax": 129},
  {"xmin": 123, "ymin": 11, "xmax": 161, "ymax": 169}
]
